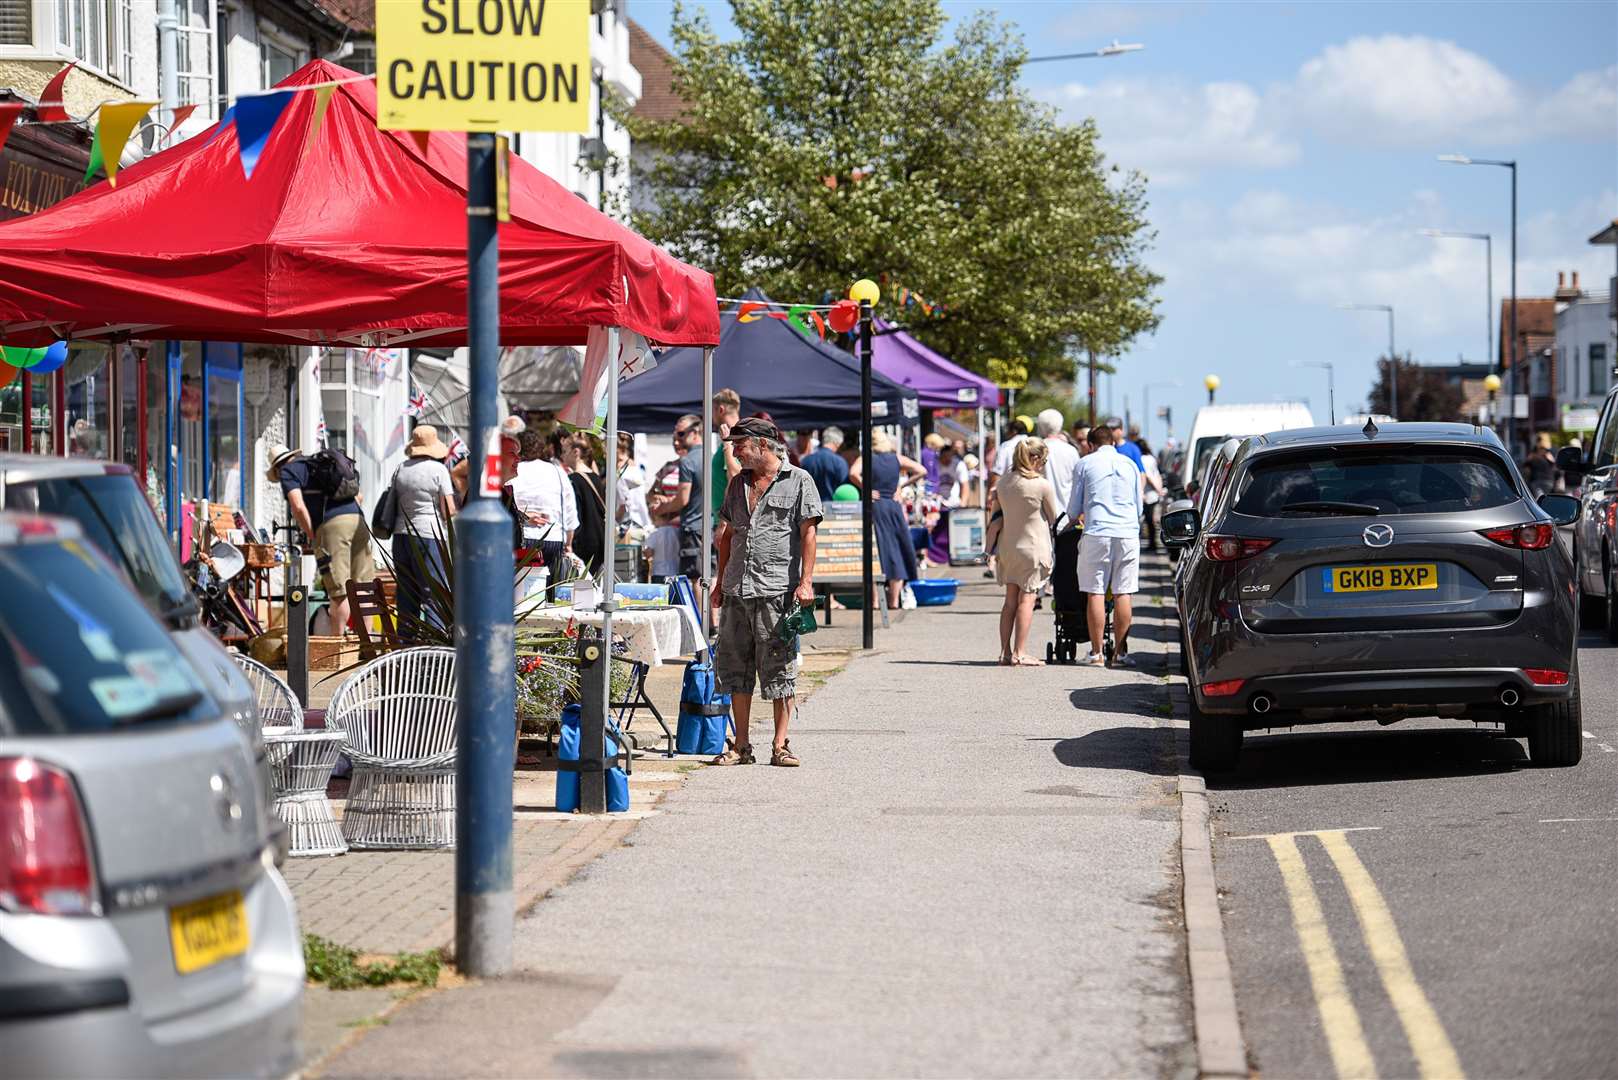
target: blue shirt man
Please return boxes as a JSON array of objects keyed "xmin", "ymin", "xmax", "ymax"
[
  {"xmin": 1068, "ymin": 442, "xmax": 1143, "ymax": 538},
  {"xmin": 799, "ymin": 429, "xmax": 850, "ymax": 500}
]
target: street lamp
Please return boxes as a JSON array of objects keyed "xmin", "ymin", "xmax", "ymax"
[
  {"xmin": 848, "ymin": 277, "xmax": 880, "ymax": 650},
  {"xmin": 1483, "ymin": 373, "xmax": 1502, "ymax": 435},
  {"xmin": 1440, "ymin": 154, "xmax": 1517, "ymax": 455},
  {"xmin": 1293, "ymin": 361, "xmax": 1336, "ymax": 424},
  {"xmin": 1025, "ymin": 40, "xmax": 1145, "ymax": 64},
  {"xmin": 1142, "ymin": 380, "xmax": 1180, "ymax": 443},
  {"xmin": 1420, "ymin": 229, "xmax": 1493, "ymax": 380},
  {"xmin": 1340, "ymin": 303, "xmax": 1397, "ymax": 419},
  {"xmin": 1204, "ymin": 373, "xmax": 1220, "ymax": 404}
]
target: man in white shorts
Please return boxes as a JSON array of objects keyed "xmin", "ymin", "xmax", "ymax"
[{"xmin": 1068, "ymin": 424, "xmax": 1143, "ymax": 666}]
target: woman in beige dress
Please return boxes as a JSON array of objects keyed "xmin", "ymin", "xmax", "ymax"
[{"xmin": 995, "ymin": 438, "xmax": 1061, "ymax": 666}]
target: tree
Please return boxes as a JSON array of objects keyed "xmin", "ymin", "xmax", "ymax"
[
  {"xmin": 1367, "ymin": 356, "xmax": 1465, "ymax": 423},
  {"xmin": 622, "ymin": 0, "xmax": 1160, "ymax": 383}
]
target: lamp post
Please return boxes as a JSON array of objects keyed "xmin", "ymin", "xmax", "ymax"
[
  {"xmin": 1142, "ymin": 380, "xmax": 1179, "ymax": 443},
  {"xmin": 1420, "ymin": 229, "xmax": 1493, "ymax": 378},
  {"xmin": 849, "ymin": 277, "xmax": 881, "ymax": 650},
  {"xmin": 1340, "ymin": 304, "xmax": 1396, "ymax": 419},
  {"xmin": 1483, "ymin": 372, "xmax": 1502, "ymax": 435},
  {"xmin": 1024, "ymin": 39, "xmax": 1144, "ymax": 64},
  {"xmin": 1439, "ymin": 155, "xmax": 1516, "ymax": 455},
  {"xmin": 1293, "ymin": 361, "xmax": 1336, "ymax": 424},
  {"xmin": 1203, "ymin": 373, "xmax": 1220, "ymax": 404}
]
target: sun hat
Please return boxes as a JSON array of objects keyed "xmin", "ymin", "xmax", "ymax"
[
  {"xmin": 265, "ymin": 444, "xmax": 298, "ymax": 483},
  {"xmin": 407, "ymin": 425, "xmax": 450, "ymax": 460}
]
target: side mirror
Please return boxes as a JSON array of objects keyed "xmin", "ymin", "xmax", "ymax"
[
  {"xmin": 1538, "ymin": 493, "xmax": 1580, "ymax": 527},
  {"xmin": 1162, "ymin": 506, "xmax": 1200, "ymax": 549},
  {"xmin": 1555, "ymin": 445, "xmax": 1585, "ymax": 475}
]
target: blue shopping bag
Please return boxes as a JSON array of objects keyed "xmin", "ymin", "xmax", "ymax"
[
  {"xmin": 675, "ymin": 658, "xmax": 730, "ymax": 756},
  {"xmin": 555, "ymin": 704, "xmax": 630, "ymax": 813}
]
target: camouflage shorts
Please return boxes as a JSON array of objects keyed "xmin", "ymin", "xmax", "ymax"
[{"xmin": 715, "ymin": 593, "xmax": 799, "ymax": 701}]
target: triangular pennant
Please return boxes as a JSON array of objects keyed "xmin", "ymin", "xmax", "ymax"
[
  {"xmin": 809, "ymin": 311, "xmax": 828, "ymax": 339},
  {"xmin": 92, "ymin": 101, "xmax": 155, "ymax": 186},
  {"xmin": 36, "ymin": 63, "xmax": 75, "ymax": 122},
  {"xmin": 233, "ymin": 90, "xmax": 294, "ymax": 178},
  {"xmin": 408, "ymin": 130, "xmax": 431, "ymax": 155},
  {"xmin": 201, "ymin": 105, "xmax": 236, "ymax": 148},
  {"xmin": 785, "ymin": 304, "xmax": 814, "ymax": 337},
  {"xmin": 736, "ymin": 301, "xmax": 765, "ymax": 323},
  {"xmin": 300, "ymin": 85, "xmax": 335, "ymax": 158},
  {"xmin": 83, "ymin": 124, "xmax": 104, "ymax": 185},
  {"xmin": 169, "ymin": 103, "xmax": 198, "ymax": 135},
  {"xmin": 0, "ymin": 103, "xmax": 23, "ymax": 157}
]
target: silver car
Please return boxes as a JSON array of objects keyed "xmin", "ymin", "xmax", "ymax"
[{"xmin": 0, "ymin": 513, "xmax": 303, "ymax": 1078}]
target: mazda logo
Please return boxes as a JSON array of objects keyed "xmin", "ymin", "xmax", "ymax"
[{"xmin": 1363, "ymin": 524, "xmax": 1395, "ymax": 548}]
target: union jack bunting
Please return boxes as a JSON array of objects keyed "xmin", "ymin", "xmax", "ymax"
[{"xmin": 406, "ymin": 387, "xmax": 430, "ymax": 417}]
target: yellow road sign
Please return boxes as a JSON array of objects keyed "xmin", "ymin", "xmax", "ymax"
[{"xmin": 376, "ymin": 0, "xmax": 592, "ymax": 133}]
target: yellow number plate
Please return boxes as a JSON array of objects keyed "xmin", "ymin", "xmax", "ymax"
[
  {"xmin": 169, "ymin": 891, "xmax": 249, "ymax": 975},
  {"xmin": 1323, "ymin": 563, "xmax": 1439, "ymax": 594}
]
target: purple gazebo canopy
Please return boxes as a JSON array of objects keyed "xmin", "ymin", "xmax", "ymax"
[{"xmin": 872, "ymin": 320, "xmax": 1001, "ymax": 410}]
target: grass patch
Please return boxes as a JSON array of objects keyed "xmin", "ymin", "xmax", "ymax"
[{"xmin": 304, "ymin": 934, "xmax": 443, "ymax": 990}]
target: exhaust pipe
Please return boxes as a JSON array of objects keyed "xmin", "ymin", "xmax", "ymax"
[
  {"xmin": 1251, "ymin": 694, "xmax": 1273, "ymax": 715},
  {"xmin": 1499, "ymin": 687, "xmax": 1520, "ymax": 707}
]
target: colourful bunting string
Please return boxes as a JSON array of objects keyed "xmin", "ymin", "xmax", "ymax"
[
  {"xmin": 300, "ymin": 85, "xmax": 335, "ymax": 158},
  {"xmin": 169, "ymin": 103, "xmax": 198, "ymax": 132},
  {"xmin": 0, "ymin": 103, "xmax": 22, "ymax": 157},
  {"xmin": 84, "ymin": 101, "xmax": 155, "ymax": 187},
  {"xmin": 736, "ymin": 301, "xmax": 765, "ymax": 323},
  {"xmin": 234, "ymin": 90, "xmax": 294, "ymax": 179},
  {"xmin": 35, "ymin": 63, "xmax": 75, "ymax": 123}
]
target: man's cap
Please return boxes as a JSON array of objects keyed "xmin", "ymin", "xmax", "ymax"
[
  {"xmin": 1105, "ymin": 416, "xmax": 1125, "ymax": 428},
  {"xmin": 722, "ymin": 416, "xmax": 782, "ymax": 443}
]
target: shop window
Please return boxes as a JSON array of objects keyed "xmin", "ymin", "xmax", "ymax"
[
  {"xmin": 259, "ymin": 23, "xmax": 305, "ymax": 87},
  {"xmin": 63, "ymin": 343, "xmax": 111, "ymax": 459},
  {"xmin": 206, "ymin": 343, "xmax": 243, "ymax": 509},
  {"xmin": 1591, "ymin": 344, "xmax": 1610, "ymax": 396},
  {"xmin": 144, "ymin": 350, "xmax": 166, "ymax": 513},
  {"xmin": 0, "ymin": 370, "xmax": 21, "ymax": 452},
  {"xmin": 118, "ymin": 342, "xmax": 142, "ymax": 471},
  {"xmin": 30, "ymin": 373, "xmax": 51, "ymax": 454}
]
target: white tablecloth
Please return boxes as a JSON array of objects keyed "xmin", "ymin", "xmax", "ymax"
[{"xmin": 519, "ymin": 604, "xmax": 704, "ymax": 666}]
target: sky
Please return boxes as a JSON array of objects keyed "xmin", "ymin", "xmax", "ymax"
[{"xmin": 629, "ymin": 1, "xmax": 1618, "ymax": 443}]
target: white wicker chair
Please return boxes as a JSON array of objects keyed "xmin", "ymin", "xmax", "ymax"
[
  {"xmin": 325, "ymin": 647, "xmax": 458, "ymax": 850},
  {"xmin": 232, "ymin": 655, "xmax": 304, "ymax": 734}
]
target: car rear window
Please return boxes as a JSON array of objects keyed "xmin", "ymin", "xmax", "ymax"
[
  {"xmin": 0, "ymin": 540, "xmax": 214, "ymax": 736},
  {"xmin": 4, "ymin": 474, "xmax": 190, "ymax": 617},
  {"xmin": 1234, "ymin": 449, "xmax": 1519, "ymax": 517}
]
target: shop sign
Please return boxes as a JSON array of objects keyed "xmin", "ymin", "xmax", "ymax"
[
  {"xmin": 0, "ymin": 146, "xmax": 82, "ymax": 221},
  {"xmin": 1561, "ymin": 405, "xmax": 1601, "ymax": 432},
  {"xmin": 376, "ymin": 0, "xmax": 592, "ymax": 133}
]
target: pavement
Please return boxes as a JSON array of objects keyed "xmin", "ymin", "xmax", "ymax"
[
  {"xmin": 1206, "ymin": 619, "xmax": 1618, "ymax": 1076},
  {"xmin": 311, "ymin": 559, "xmax": 1197, "ymax": 1079}
]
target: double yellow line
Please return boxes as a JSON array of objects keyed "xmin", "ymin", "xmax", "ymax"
[{"xmin": 1259, "ymin": 829, "xmax": 1464, "ymax": 1080}]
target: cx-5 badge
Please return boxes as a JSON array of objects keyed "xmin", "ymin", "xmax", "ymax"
[{"xmin": 1363, "ymin": 523, "xmax": 1395, "ymax": 548}]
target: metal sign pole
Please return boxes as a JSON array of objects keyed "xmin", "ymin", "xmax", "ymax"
[
  {"xmin": 700, "ymin": 345, "xmax": 714, "ymax": 637},
  {"xmin": 580, "ymin": 328, "xmax": 621, "ymax": 815},
  {"xmin": 860, "ymin": 302, "xmax": 874, "ymax": 650},
  {"xmin": 454, "ymin": 132, "xmax": 516, "ymax": 977}
]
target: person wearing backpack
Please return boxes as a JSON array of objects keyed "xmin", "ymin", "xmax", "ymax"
[{"xmin": 268, "ymin": 442, "xmax": 375, "ymax": 637}]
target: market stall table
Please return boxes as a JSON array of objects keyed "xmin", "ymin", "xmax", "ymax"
[{"xmin": 265, "ymin": 730, "xmax": 348, "ymax": 857}]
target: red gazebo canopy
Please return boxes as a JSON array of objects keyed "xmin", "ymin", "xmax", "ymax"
[{"xmin": 0, "ymin": 60, "xmax": 719, "ymax": 348}]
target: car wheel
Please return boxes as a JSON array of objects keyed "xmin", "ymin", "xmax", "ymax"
[
  {"xmin": 1606, "ymin": 565, "xmax": 1618, "ymax": 645},
  {"xmin": 1579, "ymin": 566, "xmax": 1607, "ymax": 629},
  {"xmin": 1527, "ymin": 659, "xmax": 1582, "ymax": 768},
  {"xmin": 1189, "ymin": 692, "xmax": 1242, "ymax": 773}
]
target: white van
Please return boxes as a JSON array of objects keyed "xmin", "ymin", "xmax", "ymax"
[{"xmin": 1177, "ymin": 402, "xmax": 1316, "ymax": 493}]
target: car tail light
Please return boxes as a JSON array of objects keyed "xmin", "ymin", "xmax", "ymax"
[
  {"xmin": 1204, "ymin": 535, "xmax": 1277, "ymax": 562},
  {"xmin": 1201, "ymin": 679, "xmax": 1247, "ymax": 697},
  {"xmin": 1606, "ymin": 502, "xmax": 1616, "ymax": 533},
  {"xmin": 1523, "ymin": 669, "xmax": 1569, "ymax": 686},
  {"xmin": 0, "ymin": 757, "xmax": 98, "ymax": 916},
  {"xmin": 1480, "ymin": 523, "xmax": 1555, "ymax": 550}
]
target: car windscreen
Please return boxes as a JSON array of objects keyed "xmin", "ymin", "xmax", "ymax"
[
  {"xmin": 0, "ymin": 540, "xmax": 214, "ymax": 736},
  {"xmin": 1191, "ymin": 436, "xmax": 1226, "ymax": 484},
  {"xmin": 1233, "ymin": 449, "xmax": 1519, "ymax": 517},
  {"xmin": 4, "ymin": 474, "xmax": 190, "ymax": 617}
]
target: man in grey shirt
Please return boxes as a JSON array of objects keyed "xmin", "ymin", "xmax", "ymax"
[{"xmin": 710, "ymin": 417, "xmax": 823, "ymax": 767}]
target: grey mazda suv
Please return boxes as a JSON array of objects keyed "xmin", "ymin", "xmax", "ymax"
[{"xmin": 1165, "ymin": 422, "xmax": 1582, "ymax": 773}]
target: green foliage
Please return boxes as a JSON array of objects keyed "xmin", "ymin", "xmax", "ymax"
[
  {"xmin": 623, "ymin": 0, "xmax": 1161, "ymax": 384},
  {"xmin": 303, "ymin": 934, "xmax": 442, "ymax": 990}
]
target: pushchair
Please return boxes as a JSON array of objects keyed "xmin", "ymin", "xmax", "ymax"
[{"xmin": 1047, "ymin": 517, "xmax": 1115, "ymax": 665}]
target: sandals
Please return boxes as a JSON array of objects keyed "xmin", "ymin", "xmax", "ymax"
[
  {"xmin": 1012, "ymin": 655, "xmax": 1045, "ymax": 667},
  {"xmin": 710, "ymin": 744, "xmax": 755, "ymax": 766},
  {"xmin": 770, "ymin": 742, "xmax": 800, "ymax": 768}
]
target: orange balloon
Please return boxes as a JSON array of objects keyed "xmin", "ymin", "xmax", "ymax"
[{"xmin": 0, "ymin": 361, "xmax": 18, "ymax": 388}]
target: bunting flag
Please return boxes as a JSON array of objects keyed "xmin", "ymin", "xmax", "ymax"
[
  {"xmin": 169, "ymin": 103, "xmax": 198, "ymax": 133},
  {"xmin": 84, "ymin": 100, "xmax": 156, "ymax": 187},
  {"xmin": 408, "ymin": 130, "xmax": 431, "ymax": 156},
  {"xmin": 406, "ymin": 387, "xmax": 431, "ymax": 417},
  {"xmin": 201, "ymin": 104, "xmax": 236, "ymax": 148},
  {"xmin": 234, "ymin": 90, "xmax": 294, "ymax": 179},
  {"xmin": 300, "ymin": 85, "xmax": 335, "ymax": 158},
  {"xmin": 35, "ymin": 64, "xmax": 75, "ymax": 123},
  {"xmin": 0, "ymin": 103, "xmax": 22, "ymax": 157}
]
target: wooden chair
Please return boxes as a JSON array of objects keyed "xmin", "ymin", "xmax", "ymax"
[{"xmin": 347, "ymin": 578, "xmax": 401, "ymax": 660}]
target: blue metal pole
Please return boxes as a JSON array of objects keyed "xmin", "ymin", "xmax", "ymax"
[{"xmin": 455, "ymin": 132, "xmax": 515, "ymax": 976}]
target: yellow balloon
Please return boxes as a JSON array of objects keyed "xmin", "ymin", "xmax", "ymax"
[{"xmin": 848, "ymin": 278, "xmax": 881, "ymax": 305}]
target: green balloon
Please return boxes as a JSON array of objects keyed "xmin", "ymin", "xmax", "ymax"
[
  {"xmin": 1, "ymin": 346, "xmax": 45, "ymax": 369},
  {"xmin": 832, "ymin": 483, "xmax": 860, "ymax": 502}
]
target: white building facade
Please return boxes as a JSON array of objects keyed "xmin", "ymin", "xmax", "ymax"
[{"xmin": 1555, "ymin": 291, "xmax": 1614, "ymax": 434}]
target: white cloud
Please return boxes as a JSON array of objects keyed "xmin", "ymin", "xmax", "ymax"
[
  {"xmin": 1040, "ymin": 1, "xmax": 1203, "ymax": 42},
  {"xmin": 1534, "ymin": 65, "xmax": 1618, "ymax": 141},
  {"xmin": 1051, "ymin": 78, "xmax": 1297, "ymax": 186}
]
